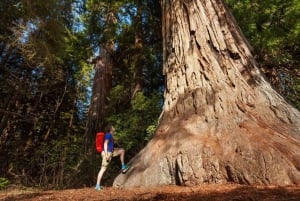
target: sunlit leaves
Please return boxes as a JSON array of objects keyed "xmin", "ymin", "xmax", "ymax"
[{"xmin": 0, "ymin": 178, "xmax": 10, "ymax": 189}]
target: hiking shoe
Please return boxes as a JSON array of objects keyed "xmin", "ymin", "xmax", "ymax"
[
  {"xmin": 95, "ymin": 184, "xmax": 102, "ymax": 191},
  {"xmin": 121, "ymin": 164, "xmax": 130, "ymax": 173}
]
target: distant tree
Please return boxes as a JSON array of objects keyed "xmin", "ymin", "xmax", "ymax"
[{"xmin": 84, "ymin": 1, "xmax": 117, "ymax": 152}]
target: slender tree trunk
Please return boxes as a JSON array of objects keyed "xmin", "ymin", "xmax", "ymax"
[
  {"xmin": 114, "ymin": 0, "xmax": 300, "ymax": 188},
  {"xmin": 132, "ymin": 0, "xmax": 144, "ymax": 99}
]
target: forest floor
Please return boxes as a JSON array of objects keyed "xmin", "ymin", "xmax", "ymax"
[{"xmin": 1, "ymin": 184, "xmax": 300, "ymax": 201}]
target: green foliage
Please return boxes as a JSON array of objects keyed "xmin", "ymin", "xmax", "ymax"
[
  {"xmin": 86, "ymin": 0, "xmax": 163, "ymax": 162},
  {"xmin": 102, "ymin": 0, "xmax": 163, "ymax": 157},
  {"xmin": 226, "ymin": 0, "xmax": 299, "ymax": 61},
  {"xmin": 145, "ymin": 124, "xmax": 157, "ymax": 142},
  {"xmin": 83, "ymin": 0, "xmax": 123, "ymax": 50},
  {"xmin": 106, "ymin": 91, "xmax": 162, "ymax": 155},
  {"xmin": 0, "ymin": 0, "xmax": 92, "ymax": 189},
  {"xmin": 0, "ymin": 178, "xmax": 10, "ymax": 189}
]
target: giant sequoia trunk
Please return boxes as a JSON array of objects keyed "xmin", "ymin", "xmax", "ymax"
[{"xmin": 114, "ymin": 0, "xmax": 300, "ymax": 188}]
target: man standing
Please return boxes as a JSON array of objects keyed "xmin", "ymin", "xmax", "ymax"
[{"xmin": 95, "ymin": 125, "xmax": 129, "ymax": 191}]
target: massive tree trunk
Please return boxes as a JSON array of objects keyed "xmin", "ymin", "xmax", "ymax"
[{"xmin": 114, "ymin": 0, "xmax": 300, "ymax": 188}]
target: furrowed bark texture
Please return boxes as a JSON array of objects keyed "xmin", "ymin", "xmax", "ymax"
[{"xmin": 113, "ymin": 0, "xmax": 300, "ymax": 188}]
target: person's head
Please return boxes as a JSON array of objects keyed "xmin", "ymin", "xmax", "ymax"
[{"xmin": 105, "ymin": 125, "xmax": 115, "ymax": 133}]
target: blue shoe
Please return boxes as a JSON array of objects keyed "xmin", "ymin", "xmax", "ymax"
[
  {"xmin": 95, "ymin": 184, "xmax": 102, "ymax": 191},
  {"xmin": 121, "ymin": 164, "xmax": 130, "ymax": 173}
]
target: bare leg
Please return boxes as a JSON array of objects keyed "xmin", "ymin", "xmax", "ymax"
[
  {"xmin": 113, "ymin": 148, "xmax": 125, "ymax": 165},
  {"xmin": 96, "ymin": 166, "xmax": 107, "ymax": 186}
]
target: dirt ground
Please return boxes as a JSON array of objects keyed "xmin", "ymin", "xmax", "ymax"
[{"xmin": 1, "ymin": 184, "xmax": 300, "ymax": 201}]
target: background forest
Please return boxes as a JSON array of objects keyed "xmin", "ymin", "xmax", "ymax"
[{"xmin": 0, "ymin": 0, "xmax": 299, "ymax": 189}]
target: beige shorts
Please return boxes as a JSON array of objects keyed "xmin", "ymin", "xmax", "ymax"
[{"xmin": 101, "ymin": 148, "xmax": 121, "ymax": 167}]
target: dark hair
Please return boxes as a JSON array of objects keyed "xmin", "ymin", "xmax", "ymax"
[{"xmin": 105, "ymin": 125, "xmax": 113, "ymax": 132}]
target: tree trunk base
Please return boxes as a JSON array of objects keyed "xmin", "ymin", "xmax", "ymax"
[{"xmin": 114, "ymin": 115, "xmax": 300, "ymax": 188}]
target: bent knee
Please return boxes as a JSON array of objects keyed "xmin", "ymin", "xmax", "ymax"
[
  {"xmin": 113, "ymin": 148, "xmax": 125, "ymax": 155},
  {"xmin": 119, "ymin": 148, "xmax": 125, "ymax": 154}
]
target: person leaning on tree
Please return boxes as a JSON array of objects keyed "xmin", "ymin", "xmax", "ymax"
[{"xmin": 95, "ymin": 125, "xmax": 129, "ymax": 191}]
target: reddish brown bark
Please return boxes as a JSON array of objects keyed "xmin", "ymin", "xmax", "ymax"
[{"xmin": 113, "ymin": 0, "xmax": 300, "ymax": 188}]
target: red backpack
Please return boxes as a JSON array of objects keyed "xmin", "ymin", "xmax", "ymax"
[{"xmin": 95, "ymin": 132, "xmax": 105, "ymax": 153}]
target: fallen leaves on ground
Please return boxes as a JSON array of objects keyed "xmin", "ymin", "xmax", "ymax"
[{"xmin": 1, "ymin": 184, "xmax": 300, "ymax": 201}]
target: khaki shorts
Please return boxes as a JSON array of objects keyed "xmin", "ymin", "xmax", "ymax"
[{"xmin": 101, "ymin": 148, "xmax": 121, "ymax": 167}]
